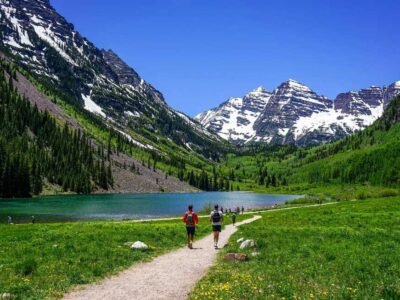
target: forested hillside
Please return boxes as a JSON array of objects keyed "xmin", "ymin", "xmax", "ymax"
[
  {"xmin": 287, "ymin": 95, "xmax": 400, "ymax": 187},
  {"xmin": 0, "ymin": 61, "xmax": 112, "ymax": 197},
  {"xmin": 0, "ymin": 58, "xmax": 236, "ymax": 197}
]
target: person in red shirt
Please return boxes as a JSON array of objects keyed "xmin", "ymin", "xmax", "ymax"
[{"xmin": 182, "ymin": 204, "xmax": 199, "ymax": 249}]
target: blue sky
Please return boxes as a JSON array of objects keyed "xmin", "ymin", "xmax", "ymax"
[{"xmin": 51, "ymin": 0, "xmax": 400, "ymax": 116}]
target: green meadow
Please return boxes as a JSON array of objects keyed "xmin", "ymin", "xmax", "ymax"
[
  {"xmin": 0, "ymin": 214, "xmax": 250, "ymax": 299},
  {"xmin": 190, "ymin": 197, "xmax": 400, "ymax": 300}
]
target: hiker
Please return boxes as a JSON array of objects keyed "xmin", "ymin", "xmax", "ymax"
[
  {"xmin": 210, "ymin": 205, "xmax": 223, "ymax": 249},
  {"xmin": 241, "ymin": 206, "xmax": 244, "ymax": 214},
  {"xmin": 7, "ymin": 216, "xmax": 12, "ymax": 225},
  {"xmin": 231, "ymin": 211, "xmax": 236, "ymax": 226},
  {"xmin": 31, "ymin": 216, "xmax": 36, "ymax": 224},
  {"xmin": 182, "ymin": 205, "xmax": 198, "ymax": 249}
]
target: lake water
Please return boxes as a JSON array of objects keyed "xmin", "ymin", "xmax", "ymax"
[{"xmin": 0, "ymin": 192, "xmax": 301, "ymax": 223}]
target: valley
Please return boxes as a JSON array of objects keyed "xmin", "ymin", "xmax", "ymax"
[
  {"xmin": 0, "ymin": 1, "xmax": 399, "ymax": 299},
  {"xmin": 0, "ymin": 0, "xmax": 399, "ymax": 199}
]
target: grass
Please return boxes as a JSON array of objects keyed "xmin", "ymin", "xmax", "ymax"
[
  {"xmin": 0, "ymin": 214, "xmax": 251, "ymax": 299},
  {"xmin": 190, "ymin": 197, "xmax": 400, "ymax": 299}
]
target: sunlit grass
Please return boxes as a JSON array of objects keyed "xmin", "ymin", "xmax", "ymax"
[
  {"xmin": 190, "ymin": 197, "xmax": 400, "ymax": 299},
  {"xmin": 0, "ymin": 214, "xmax": 251, "ymax": 299}
]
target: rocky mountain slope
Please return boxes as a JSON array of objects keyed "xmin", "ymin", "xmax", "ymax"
[
  {"xmin": 6, "ymin": 63, "xmax": 196, "ymax": 194},
  {"xmin": 196, "ymin": 79, "xmax": 400, "ymax": 146},
  {"xmin": 0, "ymin": 0, "xmax": 224, "ymax": 195},
  {"xmin": 0, "ymin": 0, "xmax": 221, "ymax": 155}
]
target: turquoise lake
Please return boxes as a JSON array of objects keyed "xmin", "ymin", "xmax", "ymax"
[{"xmin": 0, "ymin": 192, "xmax": 302, "ymax": 223}]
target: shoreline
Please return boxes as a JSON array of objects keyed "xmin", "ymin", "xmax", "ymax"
[{"xmin": 0, "ymin": 196, "xmax": 325, "ymax": 226}]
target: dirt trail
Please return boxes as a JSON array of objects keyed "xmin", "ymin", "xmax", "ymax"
[{"xmin": 63, "ymin": 216, "xmax": 262, "ymax": 300}]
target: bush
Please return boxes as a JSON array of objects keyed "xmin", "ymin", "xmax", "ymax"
[
  {"xmin": 356, "ymin": 191, "xmax": 372, "ymax": 200},
  {"xmin": 285, "ymin": 195, "xmax": 326, "ymax": 205},
  {"xmin": 378, "ymin": 189, "xmax": 399, "ymax": 198},
  {"xmin": 16, "ymin": 258, "xmax": 38, "ymax": 276}
]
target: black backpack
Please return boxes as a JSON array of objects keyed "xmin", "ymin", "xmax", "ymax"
[
  {"xmin": 212, "ymin": 211, "xmax": 221, "ymax": 223},
  {"xmin": 186, "ymin": 212, "xmax": 194, "ymax": 226}
]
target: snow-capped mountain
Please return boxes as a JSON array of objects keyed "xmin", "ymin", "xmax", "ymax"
[
  {"xmin": 196, "ymin": 79, "xmax": 400, "ymax": 146},
  {"xmin": 195, "ymin": 86, "xmax": 272, "ymax": 141},
  {"xmin": 0, "ymin": 0, "xmax": 220, "ymax": 154}
]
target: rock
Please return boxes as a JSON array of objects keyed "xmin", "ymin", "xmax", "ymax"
[
  {"xmin": 239, "ymin": 239, "xmax": 255, "ymax": 249},
  {"xmin": 1, "ymin": 293, "xmax": 11, "ymax": 300},
  {"xmin": 224, "ymin": 253, "xmax": 248, "ymax": 261},
  {"xmin": 131, "ymin": 241, "xmax": 149, "ymax": 250},
  {"xmin": 224, "ymin": 253, "xmax": 236, "ymax": 261},
  {"xmin": 236, "ymin": 237, "xmax": 245, "ymax": 243}
]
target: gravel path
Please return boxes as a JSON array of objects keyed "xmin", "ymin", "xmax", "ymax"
[{"xmin": 63, "ymin": 215, "xmax": 262, "ymax": 300}]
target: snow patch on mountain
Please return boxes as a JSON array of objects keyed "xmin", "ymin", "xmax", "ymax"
[
  {"xmin": 30, "ymin": 15, "xmax": 78, "ymax": 66},
  {"xmin": 125, "ymin": 110, "xmax": 140, "ymax": 118},
  {"xmin": 286, "ymin": 78, "xmax": 312, "ymax": 92},
  {"xmin": 81, "ymin": 93, "xmax": 106, "ymax": 118},
  {"xmin": 1, "ymin": 3, "xmax": 33, "ymax": 48}
]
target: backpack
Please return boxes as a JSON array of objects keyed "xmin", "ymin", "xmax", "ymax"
[
  {"xmin": 186, "ymin": 212, "xmax": 195, "ymax": 226},
  {"xmin": 212, "ymin": 211, "xmax": 221, "ymax": 223}
]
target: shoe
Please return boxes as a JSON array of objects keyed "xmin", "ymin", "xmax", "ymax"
[{"xmin": 214, "ymin": 245, "xmax": 218, "ymax": 249}]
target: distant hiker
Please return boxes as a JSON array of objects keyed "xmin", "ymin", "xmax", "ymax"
[
  {"xmin": 182, "ymin": 205, "xmax": 198, "ymax": 249},
  {"xmin": 7, "ymin": 216, "xmax": 12, "ymax": 225},
  {"xmin": 210, "ymin": 205, "xmax": 223, "ymax": 249},
  {"xmin": 236, "ymin": 207, "xmax": 240, "ymax": 214},
  {"xmin": 31, "ymin": 216, "xmax": 36, "ymax": 224},
  {"xmin": 228, "ymin": 208, "xmax": 231, "ymax": 214},
  {"xmin": 231, "ymin": 212, "xmax": 236, "ymax": 226},
  {"xmin": 241, "ymin": 206, "xmax": 244, "ymax": 214}
]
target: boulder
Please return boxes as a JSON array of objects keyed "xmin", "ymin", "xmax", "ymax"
[
  {"xmin": 1, "ymin": 293, "xmax": 11, "ymax": 300},
  {"xmin": 224, "ymin": 253, "xmax": 248, "ymax": 261},
  {"xmin": 236, "ymin": 237, "xmax": 245, "ymax": 243},
  {"xmin": 239, "ymin": 239, "xmax": 255, "ymax": 249},
  {"xmin": 131, "ymin": 241, "xmax": 149, "ymax": 250}
]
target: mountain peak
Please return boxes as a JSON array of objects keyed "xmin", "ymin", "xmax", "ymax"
[
  {"xmin": 103, "ymin": 49, "xmax": 117, "ymax": 55},
  {"xmin": 252, "ymin": 86, "xmax": 266, "ymax": 93},
  {"xmin": 102, "ymin": 48, "xmax": 142, "ymax": 86},
  {"xmin": 282, "ymin": 79, "xmax": 311, "ymax": 92},
  {"xmin": 392, "ymin": 81, "xmax": 400, "ymax": 87}
]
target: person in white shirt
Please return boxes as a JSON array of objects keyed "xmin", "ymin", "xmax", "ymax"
[{"xmin": 210, "ymin": 205, "xmax": 223, "ymax": 249}]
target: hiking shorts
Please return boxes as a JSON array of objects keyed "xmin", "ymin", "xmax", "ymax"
[
  {"xmin": 212, "ymin": 225, "xmax": 221, "ymax": 232},
  {"xmin": 186, "ymin": 226, "xmax": 195, "ymax": 235}
]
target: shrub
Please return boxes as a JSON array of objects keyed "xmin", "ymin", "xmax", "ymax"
[
  {"xmin": 356, "ymin": 191, "xmax": 371, "ymax": 200},
  {"xmin": 378, "ymin": 189, "xmax": 399, "ymax": 198},
  {"xmin": 16, "ymin": 258, "xmax": 38, "ymax": 276}
]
